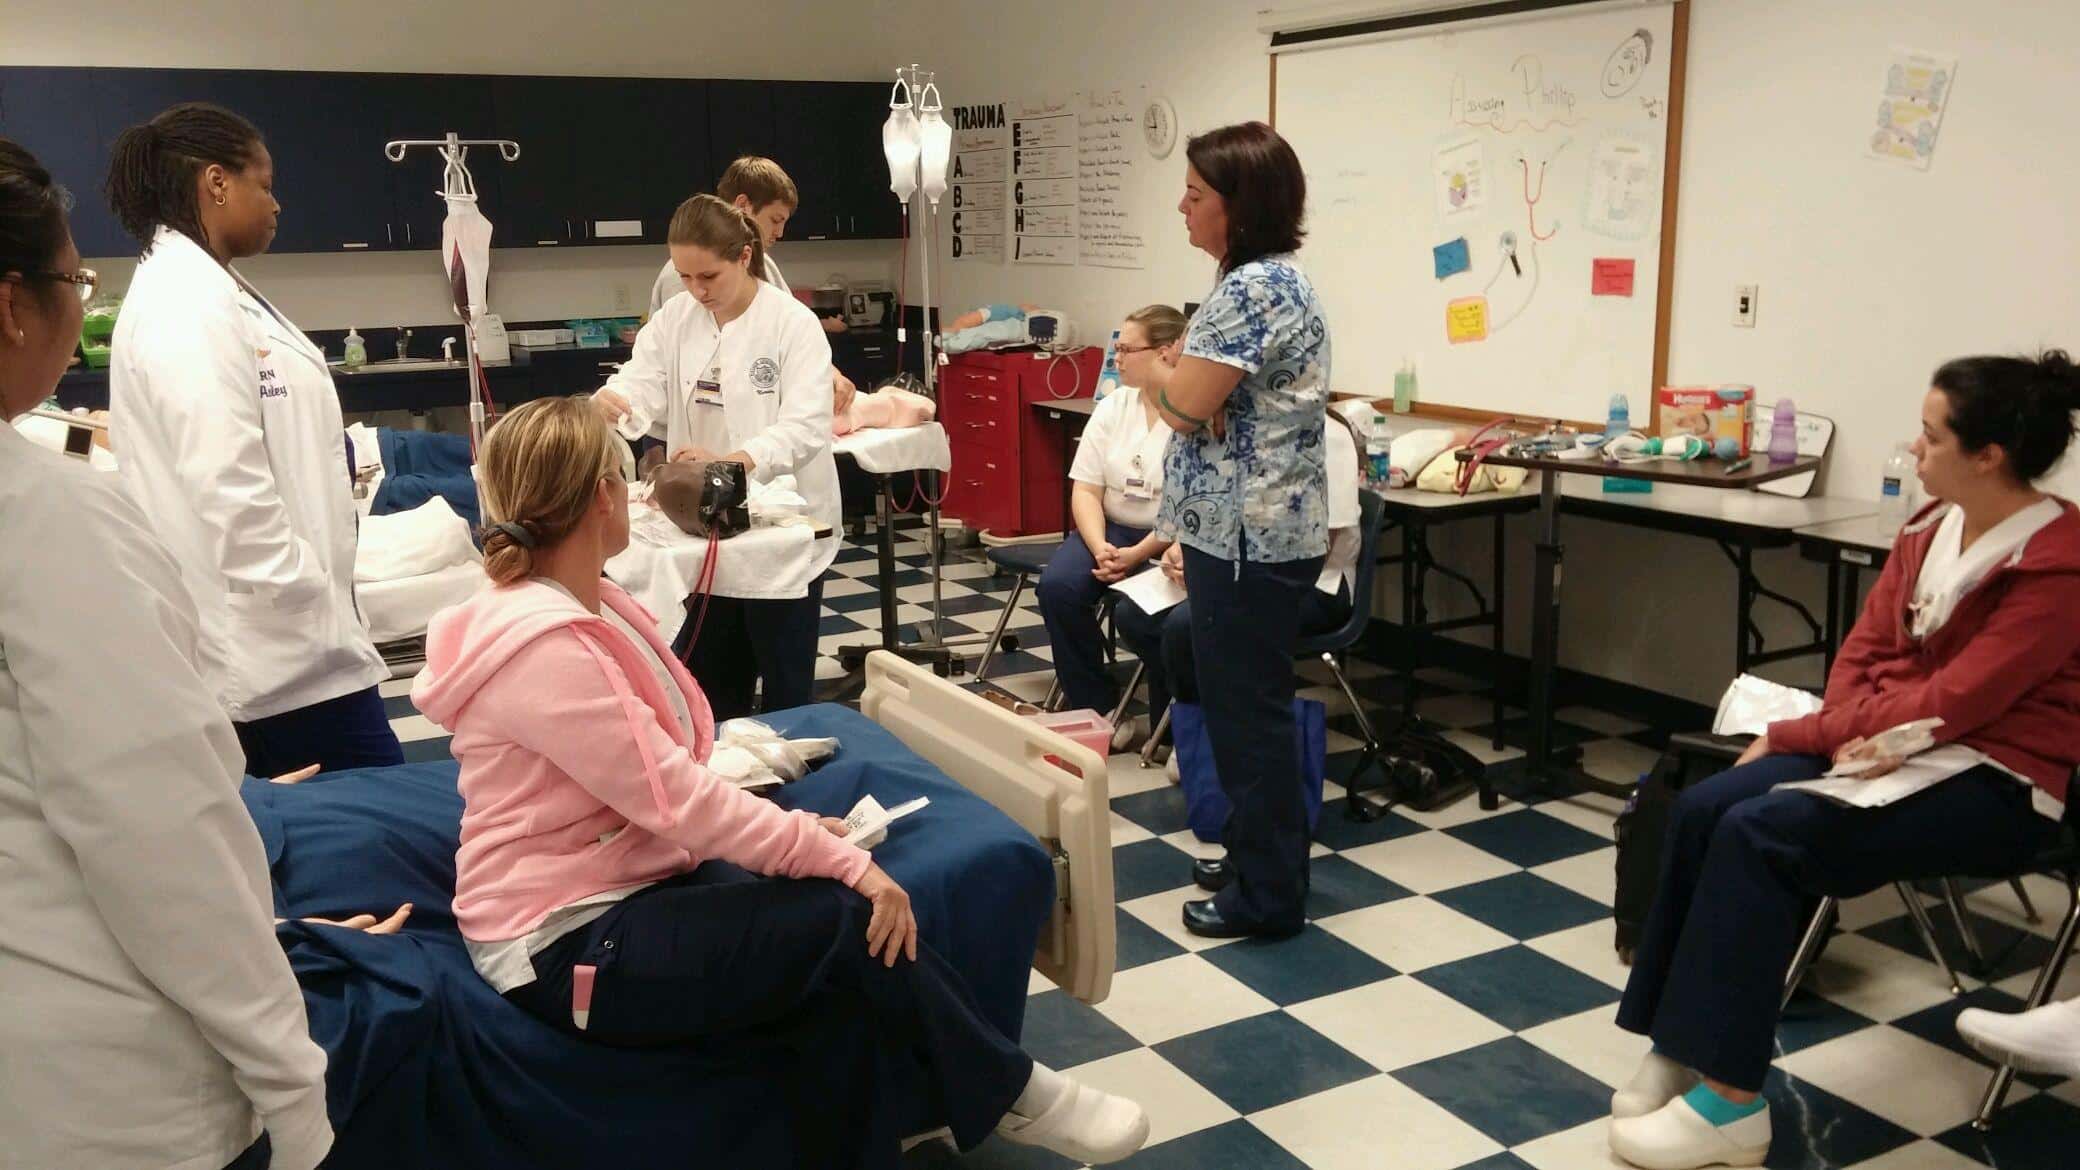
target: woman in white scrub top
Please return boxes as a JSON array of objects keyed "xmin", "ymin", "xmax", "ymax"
[
  {"xmin": 0, "ymin": 135, "xmax": 332, "ymax": 1170},
  {"xmin": 103, "ymin": 103, "xmax": 396, "ymax": 779},
  {"xmin": 1035, "ymin": 305, "xmax": 1187, "ymax": 717},
  {"xmin": 595, "ymin": 194, "xmax": 838, "ymax": 718}
]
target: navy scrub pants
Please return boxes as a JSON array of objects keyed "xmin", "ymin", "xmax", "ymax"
[
  {"xmin": 504, "ymin": 863, "xmax": 1032, "ymax": 1167},
  {"xmin": 235, "ymin": 685, "xmax": 404, "ymax": 779},
  {"xmin": 1180, "ymin": 544, "xmax": 1325, "ymax": 934},
  {"xmin": 1115, "ymin": 583, "xmax": 1351, "ymax": 734},
  {"xmin": 1617, "ymin": 753, "xmax": 2057, "ymax": 1091},
  {"xmin": 1036, "ymin": 522, "xmax": 1151, "ymax": 713},
  {"xmin": 675, "ymin": 576, "xmax": 826, "ymax": 721}
]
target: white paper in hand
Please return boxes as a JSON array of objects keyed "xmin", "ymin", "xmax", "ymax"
[
  {"xmin": 1111, "ymin": 568, "xmax": 1187, "ymax": 616},
  {"xmin": 840, "ymin": 794, "xmax": 930, "ymax": 850}
]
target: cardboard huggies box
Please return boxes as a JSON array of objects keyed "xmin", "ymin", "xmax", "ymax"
[{"xmin": 1657, "ymin": 385, "xmax": 1753, "ymax": 456}]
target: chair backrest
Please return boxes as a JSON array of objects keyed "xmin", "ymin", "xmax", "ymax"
[{"xmin": 1296, "ymin": 488, "xmax": 1387, "ymax": 657}]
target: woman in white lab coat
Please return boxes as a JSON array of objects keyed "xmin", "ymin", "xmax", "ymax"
[
  {"xmin": 105, "ymin": 102, "xmax": 397, "ymax": 777},
  {"xmin": 0, "ymin": 136, "xmax": 332, "ymax": 1170},
  {"xmin": 596, "ymin": 194, "xmax": 839, "ymax": 718}
]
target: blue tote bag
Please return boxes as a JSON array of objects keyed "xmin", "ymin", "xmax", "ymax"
[{"xmin": 1170, "ymin": 698, "xmax": 1328, "ymax": 843}]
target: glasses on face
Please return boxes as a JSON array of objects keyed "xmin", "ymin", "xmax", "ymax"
[
  {"xmin": 25, "ymin": 267, "xmax": 98, "ymax": 304},
  {"xmin": 1113, "ymin": 343, "xmax": 1160, "ymax": 356}
]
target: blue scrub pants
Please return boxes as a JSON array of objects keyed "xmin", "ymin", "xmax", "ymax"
[
  {"xmin": 235, "ymin": 685, "xmax": 404, "ymax": 779},
  {"xmin": 1180, "ymin": 545, "xmax": 1325, "ymax": 934},
  {"xmin": 504, "ymin": 863, "xmax": 1032, "ymax": 1167},
  {"xmin": 1036, "ymin": 522, "xmax": 1149, "ymax": 713},
  {"xmin": 1617, "ymin": 755, "xmax": 2056, "ymax": 1091},
  {"xmin": 675, "ymin": 577, "xmax": 826, "ymax": 720}
]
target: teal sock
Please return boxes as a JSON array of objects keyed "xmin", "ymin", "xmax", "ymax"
[{"xmin": 1682, "ymin": 1083, "xmax": 1766, "ymax": 1126}]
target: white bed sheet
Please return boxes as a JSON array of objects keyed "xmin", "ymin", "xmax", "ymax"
[{"xmin": 833, "ymin": 423, "xmax": 951, "ymax": 474}]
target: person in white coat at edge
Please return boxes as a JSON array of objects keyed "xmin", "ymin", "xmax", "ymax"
[
  {"xmin": 0, "ymin": 136, "xmax": 331, "ymax": 1170},
  {"xmin": 104, "ymin": 102, "xmax": 399, "ymax": 777},
  {"xmin": 596, "ymin": 194, "xmax": 839, "ymax": 719}
]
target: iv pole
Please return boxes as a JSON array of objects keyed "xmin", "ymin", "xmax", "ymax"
[{"xmin": 382, "ymin": 133, "xmax": 521, "ymax": 455}]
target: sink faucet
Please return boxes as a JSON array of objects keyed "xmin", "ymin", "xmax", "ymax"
[
  {"xmin": 395, "ymin": 327, "xmax": 412, "ymax": 362},
  {"xmin": 441, "ymin": 336, "xmax": 458, "ymax": 364}
]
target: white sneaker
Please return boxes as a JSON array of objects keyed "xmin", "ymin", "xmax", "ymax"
[
  {"xmin": 1609, "ymin": 1095, "xmax": 1769, "ymax": 1170},
  {"xmin": 1166, "ymin": 754, "xmax": 1181, "ymax": 784},
  {"xmin": 1613, "ymin": 1051, "xmax": 1700, "ymax": 1119},
  {"xmin": 996, "ymin": 1077, "xmax": 1150, "ymax": 1164},
  {"xmin": 1111, "ymin": 715, "xmax": 1147, "ymax": 753},
  {"xmin": 1957, "ymin": 997, "xmax": 2080, "ymax": 1078}
]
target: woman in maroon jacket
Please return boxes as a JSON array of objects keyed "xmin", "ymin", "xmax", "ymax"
[{"xmin": 1606, "ymin": 350, "xmax": 2080, "ymax": 1170}]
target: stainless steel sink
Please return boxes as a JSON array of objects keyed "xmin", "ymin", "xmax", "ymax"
[{"xmin": 333, "ymin": 357, "xmax": 465, "ymax": 373}]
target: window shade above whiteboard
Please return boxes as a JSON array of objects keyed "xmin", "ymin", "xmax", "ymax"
[{"xmin": 1272, "ymin": 0, "xmax": 1680, "ymax": 422}]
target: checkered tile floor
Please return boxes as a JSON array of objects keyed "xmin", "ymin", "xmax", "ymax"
[{"xmin": 383, "ymin": 520, "xmax": 2079, "ymax": 1170}]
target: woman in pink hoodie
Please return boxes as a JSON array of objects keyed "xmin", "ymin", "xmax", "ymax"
[
  {"xmin": 411, "ymin": 397, "xmax": 1146, "ymax": 1168},
  {"xmin": 1606, "ymin": 351, "xmax": 2080, "ymax": 1170}
]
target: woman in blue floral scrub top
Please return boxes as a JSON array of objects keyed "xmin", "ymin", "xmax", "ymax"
[{"xmin": 1150, "ymin": 122, "xmax": 1330, "ymax": 940}]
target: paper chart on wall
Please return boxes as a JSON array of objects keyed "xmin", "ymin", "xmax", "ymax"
[
  {"xmin": 1868, "ymin": 48, "xmax": 1957, "ymax": 170},
  {"xmin": 951, "ymin": 102, "xmax": 1009, "ymax": 264},
  {"xmin": 1012, "ymin": 96, "xmax": 1078, "ymax": 264},
  {"xmin": 1433, "ymin": 133, "xmax": 1488, "ymax": 221},
  {"xmin": 1077, "ymin": 87, "xmax": 1145, "ymax": 270}
]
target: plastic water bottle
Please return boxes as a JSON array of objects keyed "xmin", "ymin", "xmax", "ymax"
[
  {"xmin": 1393, "ymin": 360, "xmax": 1415, "ymax": 414},
  {"xmin": 1366, "ymin": 411, "xmax": 1393, "ymax": 486},
  {"xmin": 1880, "ymin": 442, "xmax": 1917, "ymax": 523},
  {"xmin": 1769, "ymin": 397, "xmax": 1799, "ymax": 463},
  {"xmin": 1606, "ymin": 392, "xmax": 1631, "ymax": 439}
]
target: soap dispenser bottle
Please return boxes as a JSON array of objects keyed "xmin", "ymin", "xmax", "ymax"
[{"xmin": 342, "ymin": 328, "xmax": 367, "ymax": 370}]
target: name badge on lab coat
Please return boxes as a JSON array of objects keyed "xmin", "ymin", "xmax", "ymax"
[
  {"xmin": 693, "ymin": 366, "xmax": 725, "ymax": 408},
  {"xmin": 1123, "ymin": 476, "xmax": 1154, "ymax": 502}
]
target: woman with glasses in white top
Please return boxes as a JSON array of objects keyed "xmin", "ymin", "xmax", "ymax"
[{"xmin": 1034, "ymin": 305, "xmax": 1188, "ymax": 717}]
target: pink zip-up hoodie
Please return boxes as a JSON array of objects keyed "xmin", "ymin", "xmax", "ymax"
[{"xmin": 412, "ymin": 577, "xmax": 871, "ymax": 943}]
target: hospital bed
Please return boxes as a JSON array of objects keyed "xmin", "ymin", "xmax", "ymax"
[{"xmin": 247, "ymin": 653, "xmax": 1113, "ymax": 1169}]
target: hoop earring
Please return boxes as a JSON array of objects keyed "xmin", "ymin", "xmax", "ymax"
[{"xmin": 214, "ymin": 196, "xmax": 227, "ymax": 207}]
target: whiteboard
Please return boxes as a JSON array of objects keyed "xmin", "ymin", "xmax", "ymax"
[{"xmin": 1274, "ymin": 2, "xmax": 1677, "ymax": 423}]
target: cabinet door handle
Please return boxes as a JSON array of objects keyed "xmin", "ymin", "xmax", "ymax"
[
  {"xmin": 850, "ymin": 215, "xmax": 857, "ymax": 234},
  {"xmin": 405, "ymin": 223, "xmax": 413, "ymax": 245},
  {"xmin": 386, "ymin": 223, "xmax": 394, "ymax": 245}
]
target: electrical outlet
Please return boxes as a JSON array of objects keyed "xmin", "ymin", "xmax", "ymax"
[{"xmin": 1734, "ymin": 283, "xmax": 1758, "ymax": 328}]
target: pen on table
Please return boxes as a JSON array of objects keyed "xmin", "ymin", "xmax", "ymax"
[{"xmin": 1722, "ymin": 456, "xmax": 1753, "ymax": 474}]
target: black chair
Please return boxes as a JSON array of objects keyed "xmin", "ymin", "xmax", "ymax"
[
  {"xmin": 1967, "ymin": 803, "xmax": 2079, "ymax": 1129},
  {"xmin": 1668, "ymin": 732, "xmax": 2035, "ymax": 1003},
  {"xmin": 1782, "ymin": 794, "xmax": 2080, "ymax": 1129},
  {"xmin": 972, "ymin": 541, "xmax": 1060, "ymax": 684}
]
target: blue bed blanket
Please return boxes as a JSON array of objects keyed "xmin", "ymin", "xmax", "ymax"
[{"xmin": 244, "ymin": 704, "xmax": 1055, "ymax": 1169}]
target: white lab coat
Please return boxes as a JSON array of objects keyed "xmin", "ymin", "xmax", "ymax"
[
  {"xmin": 0, "ymin": 424, "xmax": 332, "ymax": 1170},
  {"xmin": 604, "ymin": 280, "xmax": 839, "ymax": 596},
  {"xmin": 1069, "ymin": 386, "xmax": 1175, "ymax": 531},
  {"xmin": 650, "ymin": 250, "xmax": 787, "ymax": 316},
  {"xmin": 111, "ymin": 227, "xmax": 387, "ymax": 722}
]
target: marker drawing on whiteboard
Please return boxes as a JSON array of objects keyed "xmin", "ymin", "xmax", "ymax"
[
  {"xmin": 1601, "ymin": 29, "xmax": 1653, "ymax": 98},
  {"xmin": 1448, "ymin": 58, "xmax": 1581, "ymax": 135}
]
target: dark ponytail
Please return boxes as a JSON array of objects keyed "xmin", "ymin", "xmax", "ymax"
[
  {"xmin": 1932, "ymin": 349, "xmax": 2080, "ymax": 484},
  {"xmin": 0, "ymin": 137, "xmax": 70, "ymax": 289},
  {"xmin": 104, "ymin": 102, "xmax": 262, "ymax": 255}
]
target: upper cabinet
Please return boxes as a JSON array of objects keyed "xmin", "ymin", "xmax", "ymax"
[{"xmin": 0, "ymin": 67, "xmax": 899, "ymax": 258}]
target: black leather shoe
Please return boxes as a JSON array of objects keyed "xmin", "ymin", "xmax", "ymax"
[
  {"xmin": 1193, "ymin": 857, "xmax": 1232, "ymax": 892},
  {"xmin": 1183, "ymin": 898, "xmax": 1306, "ymax": 941}
]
